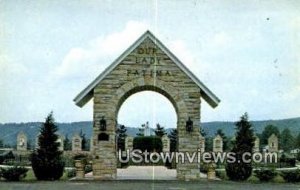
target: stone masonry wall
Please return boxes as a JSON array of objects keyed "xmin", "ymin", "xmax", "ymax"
[{"xmin": 92, "ymin": 37, "xmax": 202, "ymax": 180}]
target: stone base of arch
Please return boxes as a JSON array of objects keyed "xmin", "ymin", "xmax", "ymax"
[{"xmin": 91, "ymin": 78, "xmax": 202, "ymax": 180}]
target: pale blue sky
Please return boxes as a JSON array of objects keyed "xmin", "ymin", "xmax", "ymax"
[{"xmin": 0, "ymin": 0, "xmax": 299, "ymax": 128}]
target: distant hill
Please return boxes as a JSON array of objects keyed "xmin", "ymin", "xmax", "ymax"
[{"xmin": 0, "ymin": 117, "xmax": 299, "ymax": 146}]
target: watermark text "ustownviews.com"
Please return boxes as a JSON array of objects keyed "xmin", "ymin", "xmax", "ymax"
[{"xmin": 118, "ymin": 149, "xmax": 278, "ymax": 164}]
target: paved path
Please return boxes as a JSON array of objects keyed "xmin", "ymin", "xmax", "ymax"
[
  {"xmin": 86, "ymin": 166, "xmax": 207, "ymax": 180},
  {"xmin": 117, "ymin": 166, "xmax": 177, "ymax": 180},
  {"xmin": 0, "ymin": 181, "xmax": 299, "ymax": 190}
]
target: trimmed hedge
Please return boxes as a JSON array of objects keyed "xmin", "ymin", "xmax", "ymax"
[
  {"xmin": 0, "ymin": 166, "xmax": 28, "ymax": 181},
  {"xmin": 66, "ymin": 169, "xmax": 76, "ymax": 178},
  {"xmin": 254, "ymin": 168, "xmax": 277, "ymax": 182},
  {"xmin": 280, "ymin": 169, "xmax": 300, "ymax": 182},
  {"xmin": 133, "ymin": 136, "xmax": 162, "ymax": 152},
  {"xmin": 279, "ymin": 157, "xmax": 296, "ymax": 168}
]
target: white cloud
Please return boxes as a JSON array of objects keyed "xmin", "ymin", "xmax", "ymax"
[
  {"xmin": 0, "ymin": 54, "xmax": 28, "ymax": 76},
  {"xmin": 211, "ymin": 32, "xmax": 232, "ymax": 48},
  {"xmin": 54, "ymin": 21, "xmax": 149, "ymax": 78},
  {"xmin": 168, "ymin": 39, "xmax": 211, "ymax": 76},
  {"xmin": 169, "ymin": 40, "xmax": 196, "ymax": 67},
  {"xmin": 288, "ymin": 16, "xmax": 300, "ymax": 62}
]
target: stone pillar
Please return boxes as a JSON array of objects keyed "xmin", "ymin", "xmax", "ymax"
[
  {"xmin": 57, "ymin": 135, "xmax": 65, "ymax": 151},
  {"xmin": 92, "ymin": 111, "xmax": 117, "ymax": 180},
  {"xmin": 268, "ymin": 134, "xmax": 278, "ymax": 152},
  {"xmin": 253, "ymin": 136, "xmax": 260, "ymax": 152},
  {"xmin": 90, "ymin": 137, "xmax": 93, "ymax": 152},
  {"xmin": 72, "ymin": 134, "xmax": 82, "ymax": 151},
  {"xmin": 17, "ymin": 131, "xmax": 27, "ymax": 151},
  {"xmin": 213, "ymin": 135, "xmax": 223, "ymax": 152},
  {"xmin": 162, "ymin": 135, "xmax": 170, "ymax": 152},
  {"xmin": 199, "ymin": 133, "xmax": 205, "ymax": 152},
  {"xmin": 177, "ymin": 110, "xmax": 201, "ymax": 181},
  {"xmin": 75, "ymin": 160, "xmax": 85, "ymax": 179},
  {"xmin": 125, "ymin": 136, "xmax": 133, "ymax": 152}
]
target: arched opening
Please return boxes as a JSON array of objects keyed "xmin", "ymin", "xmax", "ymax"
[
  {"xmin": 116, "ymin": 89, "xmax": 178, "ymax": 180},
  {"xmin": 117, "ymin": 91, "xmax": 177, "ymax": 129}
]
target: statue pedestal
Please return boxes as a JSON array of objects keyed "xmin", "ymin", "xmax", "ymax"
[
  {"xmin": 75, "ymin": 160, "xmax": 86, "ymax": 179},
  {"xmin": 207, "ymin": 162, "xmax": 216, "ymax": 180}
]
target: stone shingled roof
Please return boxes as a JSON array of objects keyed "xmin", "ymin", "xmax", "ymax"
[{"xmin": 74, "ymin": 30, "xmax": 220, "ymax": 108}]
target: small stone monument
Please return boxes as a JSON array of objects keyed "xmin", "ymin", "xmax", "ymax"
[
  {"xmin": 213, "ymin": 135, "xmax": 223, "ymax": 152},
  {"xmin": 253, "ymin": 136, "xmax": 260, "ymax": 152},
  {"xmin": 72, "ymin": 134, "xmax": 82, "ymax": 151},
  {"xmin": 17, "ymin": 131, "xmax": 27, "ymax": 151},
  {"xmin": 268, "ymin": 133, "xmax": 278, "ymax": 152},
  {"xmin": 56, "ymin": 135, "xmax": 65, "ymax": 151},
  {"xmin": 162, "ymin": 135, "xmax": 170, "ymax": 152},
  {"xmin": 199, "ymin": 133, "xmax": 205, "ymax": 152},
  {"xmin": 144, "ymin": 122, "xmax": 151, "ymax": 136},
  {"xmin": 125, "ymin": 136, "xmax": 133, "ymax": 151}
]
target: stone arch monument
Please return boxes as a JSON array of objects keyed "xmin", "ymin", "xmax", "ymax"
[
  {"xmin": 213, "ymin": 134, "xmax": 223, "ymax": 153},
  {"xmin": 17, "ymin": 131, "xmax": 27, "ymax": 151},
  {"xmin": 74, "ymin": 31, "xmax": 220, "ymax": 180},
  {"xmin": 72, "ymin": 134, "xmax": 82, "ymax": 152}
]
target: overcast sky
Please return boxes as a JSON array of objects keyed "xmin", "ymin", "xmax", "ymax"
[{"xmin": 0, "ymin": 0, "xmax": 299, "ymax": 128}]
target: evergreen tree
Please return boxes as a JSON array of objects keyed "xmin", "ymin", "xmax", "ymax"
[
  {"xmin": 261, "ymin": 125, "xmax": 280, "ymax": 145},
  {"xmin": 200, "ymin": 128, "xmax": 206, "ymax": 137},
  {"xmin": 155, "ymin": 123, "xmax": 166, "ymax": 138},
  {"xmin": 31, "ymin": 112, "xmax": 64, "ymax": 180},
  {"xmin": 205, "ymin": 137, "xmax": 213, "ymax": 151},
  {"xmin": 226, "ymin": 113, "xmax": 255, "ymax": 181},
  {"xmin": 136, "ymin": 124, "xmax": 145, "ymax": 137},
  {"xmin": 79, "ymin": 130, "xmax": 88, "ymax": 151},
  {"xmin": 63, "ymin": 135, "xmax": 72, "ymax": 151},
  {"xmin": 216, "ymin": 129, "xmax": 228, "ymax": 151},
  {"xmin": 117, "ymin": 125, "xmax": 127, "ymax": 151},
  {"xmin": 280, "ymin": 128, "xmax": 295, "ymax": 152},
  {"xmin": 27, "ymin": 139, "xmax": 32, "ymax": 150},
  {"xmin": 168, "ymin": 129, "xmax": 177, "ymax": 152},
  {"xmin": 0, "ymin": 139, "xmax": 3, "ymax": 148}
]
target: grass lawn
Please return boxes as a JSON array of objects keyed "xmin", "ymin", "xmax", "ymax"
[{"xmin": 23, "ymin": 169, "xmax": 69, "ymax": 181}]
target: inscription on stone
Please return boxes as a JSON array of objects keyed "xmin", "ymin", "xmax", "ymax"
[{"xmin": 127, "ymin": 47, "xmax": 172, "ymax": 77}]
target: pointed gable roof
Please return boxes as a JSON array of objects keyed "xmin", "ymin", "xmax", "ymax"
[{"xmin": 74, "ymin": 31, "xmax": 220, "ymax": 108}]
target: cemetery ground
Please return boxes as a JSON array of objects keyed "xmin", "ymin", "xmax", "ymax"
[
  {"xmin": 1, "ymin": 165, "xmax": 300, "ymax": 189},
  {"xmin": 0, "ymin": 179, "xmax": 299, "ymax": 190}
]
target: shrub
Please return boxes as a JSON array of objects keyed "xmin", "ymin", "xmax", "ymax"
[
  {"xmin": 279, "ymin": 156, "xmax": 296, "ymax": 168},
  {"xmin": 226, "ymin": 160, "xmax": 253, "ymax": 181},
  {"xmin": 280, "ymin": 169, "xmax": 300, "ymax": 182},
  {"xmin": 200, "ymin": 163, "xmax": 209, "ymax": 173},
  {"xmin": 66, "ymin": 169, "xmax": 76, "ymax": 178},
  {"xmin": 216, "ymin": 170, "xmax": 227, "ymax": 180},
  {"xmin": 63, "ymin": 156, "xmax": 75, "ymax": 167},
  {"xmin": 133, "ymin": 136, "xmax": 162, "ymax": 152},
  {"xmin": 254, "ymin": 168, "xmax": 277, "ymax": 182},
  {"xmin": 84, "ymin": 164, "xmax": 92, "ymax": 174},
  {"xmin": 0, "ymin": 166, "xmax": 28, "ymax": 181}
]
